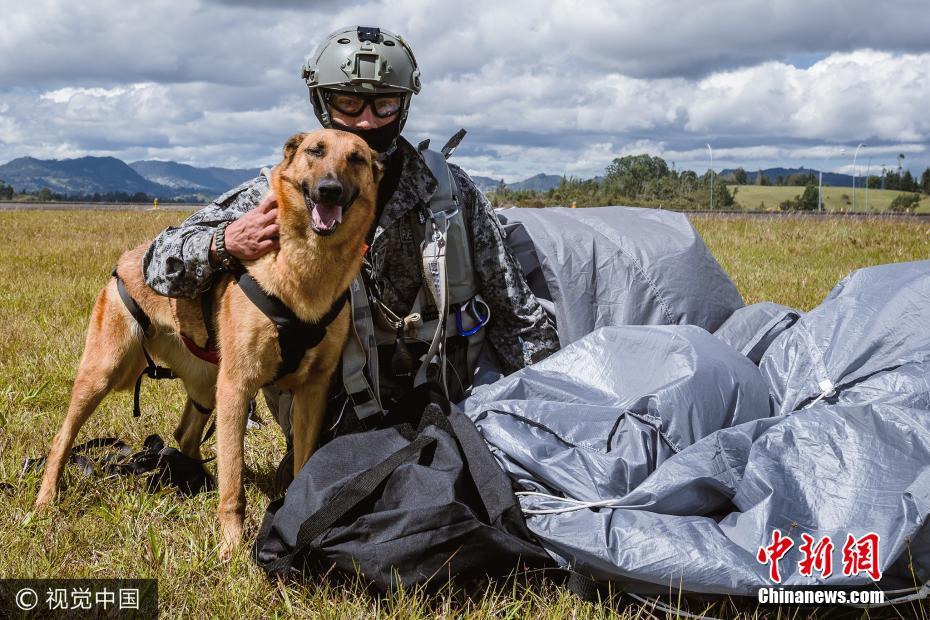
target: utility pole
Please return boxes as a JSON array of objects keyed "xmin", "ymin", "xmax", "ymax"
[
  {"xmin": 706, "ymin": 143, "xmax": 714, "ymax": 211},
  {"xmin": 852, "ymin": 143, "xmax": 865, "ymax": 212},
  {"xmin": 865, "ymin": 157, "xmax": 872, "ymax": 211},
  {"xmin": 818, "ymin": 170, "xmax": 823, "ymax": 212}
]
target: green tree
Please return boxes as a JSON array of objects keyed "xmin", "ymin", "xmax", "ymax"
[
  {"xmin": 732, "ymin": 167, "xmax": 749, "ymax": 185},
  {"xmin": 884, "ymin": 170, "xmax": 900, "ymax": 191},
  {"xmin": 921, "ymin": 168, "xmax": 930, "ymax": 195},
  {"xmin": 755, "ymin": 169, "xmax": 769, "ymax": 186},
  {"xmin": 717, "ymin": 182, "xmax": 735, "ymax": 208},
  {"xmin": 604, "ymin": 154, "xmax": 670, "ymax": 198},
  {"xmin": 692, "ymin": 170, "xmax": 733, "ymax": 209},
  {"xmin": 678, "ymin": 170, "xmax": 698, "ymax": 195},
  {"xmin": 777, "ymin": 184, "xmax": 818, "ymax": 211},
  {"xmin": 796, "ymin": 184, "xmax": 819, "ymax": 211},
  {"xmin": 889, "ymin": 192, "xmax": 920, "ymax": 213},
  {"xmin": 36, "ymin": 187, "xmax": 53, "ymax": 201},
  {"xmin": 901, "ymin": 170, "xmax": 918, "ymax": 193},
  {"xmin": 0, "ymin": 180, "xmax": 13, "ymax": 200}
]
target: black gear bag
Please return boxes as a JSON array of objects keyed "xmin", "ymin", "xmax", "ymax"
[{"xmin": 251, "ymin": 385, "xmax": 552, "ymax": 592}]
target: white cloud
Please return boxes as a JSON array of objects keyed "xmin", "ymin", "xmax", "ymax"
[{"xmin": 1, "ymin": 1, "xmax": 930, "ymax": 180}]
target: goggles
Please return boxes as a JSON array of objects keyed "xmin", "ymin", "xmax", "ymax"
[{"xmin": 324, "ymin": 90, "xmax": 403, "ymax": 118}]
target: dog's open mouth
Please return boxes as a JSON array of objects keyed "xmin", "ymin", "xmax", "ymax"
[{"xmin": 304, "ymin": 193, "xmax": 342, "ymax": 237}]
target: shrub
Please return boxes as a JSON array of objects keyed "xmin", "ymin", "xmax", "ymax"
[{"xmin": 889, "ymin": 192, "xmax": 921, "ymax": 213}]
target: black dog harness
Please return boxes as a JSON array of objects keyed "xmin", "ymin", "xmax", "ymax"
[
  {"xmin": 113, "ymin": 269, "xmax": 348, "ymax": 408},
  {"xmin": 113, "ymin": 272, "xmax": 198, "ymax": 419},
  {"xmin": 233, "ymin": 271, "xmax": 349, "ymax": 382}
]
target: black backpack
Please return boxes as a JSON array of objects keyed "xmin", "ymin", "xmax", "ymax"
[{"xmin": 252, "ymin": 386, "xmax": 553, "ymax": 592}]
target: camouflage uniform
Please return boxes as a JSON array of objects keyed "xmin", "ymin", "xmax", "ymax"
[{"xmin": 142, "ymin": 138, "xmax": 559, "ymax": 430}]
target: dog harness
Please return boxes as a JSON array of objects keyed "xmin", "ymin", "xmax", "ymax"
[
  {"xmin": 114, "ymin": 269, "xmax": 349, "ymax": 405},
  {"xmin": 113, "ymin": 272, "xmax": 209, "ymax": 420},
  {"xmin": 233, "ymin": 271, "xmax": 349, "ymax": 382}
]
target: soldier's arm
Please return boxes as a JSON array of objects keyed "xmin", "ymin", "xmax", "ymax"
[
  {"xmin": 142, "ymin": 176, "xmax": 272, "ymax": 298},
  {"xmin": 450, "ymin": 165, "xmax": 560, "ymax": 374}
]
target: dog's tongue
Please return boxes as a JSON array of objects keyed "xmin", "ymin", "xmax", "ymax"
[{"xmin": 311, "ymin": 203, "xmax": 343, "ymax": 230}]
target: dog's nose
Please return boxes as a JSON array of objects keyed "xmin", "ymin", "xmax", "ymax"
[{"xmin": 316, "ymin": 179, "xmax": 343, "ymax": 202}]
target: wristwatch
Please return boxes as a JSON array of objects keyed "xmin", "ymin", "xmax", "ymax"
[{"xmin": 214, "ymin": 221, "xmax": 239, "ymax": 270}]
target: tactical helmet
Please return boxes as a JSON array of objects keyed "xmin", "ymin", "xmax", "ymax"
[{"xmin": 302, "ymin": 26, "xmax": 421, "ymax": 133}]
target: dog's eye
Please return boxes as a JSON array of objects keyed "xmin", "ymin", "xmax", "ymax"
[
  {"xmin": 347, "ymin": 152, "xmax": 366, "ymax": 165},
  {"xmin": 306, "ymin": 145, "xmax": 324, "ymax": 157}
]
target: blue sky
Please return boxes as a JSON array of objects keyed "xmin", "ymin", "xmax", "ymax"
[{"xmin": 1, "ymin": 0, "xmax": 928, "ymax": 182}]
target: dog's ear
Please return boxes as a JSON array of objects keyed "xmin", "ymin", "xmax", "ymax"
[
  {"xmin": 370, "ymin": 148, "xmax": 384, "ymax": 185},
  {"xmin": 283, "ymin": 132, "xmax": 309, "ymax": 164}
]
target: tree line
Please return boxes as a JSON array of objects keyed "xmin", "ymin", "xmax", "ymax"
[
  {"xmin": 489, "ymin": 155, "xmax": 930, "ymax": 212},
  {"xmin": 5, "ymin": 155, "xmax": 930, "ymax": 211},
  {"xmin": 490, "ymin": 154, "xmax": 735, "ymax": 210},
  {"xmin": 0, "ymin": 181, "xmax": 190, "ymax": 203}
]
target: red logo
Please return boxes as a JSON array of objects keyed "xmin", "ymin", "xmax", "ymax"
[
  {"xmin": 842, "ymin": 533, "xmax": 882, "ymax": 581},
  {"xmin": 757, "ymin": 531, "xmax": 881, "ymax": 583},
  {"xmin": 798, "ymin": 533, "xmax": 834, "ymax": 578},
  {"xmin": 757, "ymin": 529, "xmax": 794, "ymax": 583}
]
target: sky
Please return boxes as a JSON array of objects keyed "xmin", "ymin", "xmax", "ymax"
[{"xmin": 1, "ymin": 0, "xmax": 929, "ymax": 182}]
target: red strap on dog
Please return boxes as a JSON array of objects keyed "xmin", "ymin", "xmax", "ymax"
[{"xmin": 180, "ymin": 334, "xmax": 220, "ymax": 365}]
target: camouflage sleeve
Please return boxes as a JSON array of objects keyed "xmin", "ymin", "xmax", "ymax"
[
  {"xmin": 142, "ymin": 175, "xmax": 269, "ymax": 298},
  {"xmin": 450, "ymin": 164, "xmax": 560, "ymax": 374}
]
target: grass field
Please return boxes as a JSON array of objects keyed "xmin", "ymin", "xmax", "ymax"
[
  {"xmin": 730, "ymin": 185, "xmax": 930, "ymax": 213},
  {"xmin": 1, "ymin": 210, "xmax": 928, "ymax": 618}
]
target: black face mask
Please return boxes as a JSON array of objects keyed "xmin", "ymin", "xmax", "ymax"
[{"xmin": 332, "ymin": 117, "xmax": 402, "ymax": 154}]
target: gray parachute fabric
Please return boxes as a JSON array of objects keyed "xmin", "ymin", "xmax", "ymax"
[
  {"xmin": 466, "ymin": 207, "xmax": 930, "ymax": 598},
  {"xmin": 759, "ymin": 260, "xmax": 930, "ymax": 415},
  {"xmin": 497, "ymin": 207, "xmax": 744, "ymax": 346},
  {"xmin": 714, "ymin": 302, "xmax": 801, "ymax": 364},
  {"xmin": 464, "ymin": 324, "xmax": 774, "ymax": 500}
]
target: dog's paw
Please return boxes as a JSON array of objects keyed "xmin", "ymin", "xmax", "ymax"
[
  {"xmin": 33, "ymin": 491, "xmax": 55, "ymax": 511},
  {"xmin": 218, "ymin": 520, "xmax": 244, "ymax": 562}
]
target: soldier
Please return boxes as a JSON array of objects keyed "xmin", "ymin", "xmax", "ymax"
[{"xmin": 142, "ymin": 26, "xmax": 558, "ymax": 451}]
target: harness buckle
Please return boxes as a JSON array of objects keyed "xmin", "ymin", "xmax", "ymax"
[{"xmin": 403, "ymin": 313, "xmax": 423, "ymax": 333}]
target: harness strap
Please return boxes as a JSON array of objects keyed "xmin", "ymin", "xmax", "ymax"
[
  {"xmin": 342, "ymin": 275, "xmax": 384, "ymax": 420},
  {"xmin": 234, "ymin": 271, "xmax": 349, "ymax": 382},
  {"xmin": 415, "ymin": 209, "xmax": 451, "ymax": 394},
  {"xmin": 113, "ymin": 273, "xmax": 178, "ymax": 417},
  {"xmin": 111, "ymin": 273, "xmax": 216, "ymax": 447},
  {"xmin": 180, "ymin": 334, "xmax": 220, "ymax": 365},
  {"xmin": 201, "ymin": 288, "xmax": 217, "ymax": 350},
  {"xmin": 114, "ymin": 272, "xmax": 152, "ymax": 336}
]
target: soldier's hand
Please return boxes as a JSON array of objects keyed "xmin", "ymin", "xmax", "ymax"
[{"xmin": 221, "ymin": 193, "xmax": 280, "ymax": 261}]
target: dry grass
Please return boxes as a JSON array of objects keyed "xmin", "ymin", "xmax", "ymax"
[
  {"xmin": 1, "ymin": 209, "xmax": 928, "ymax": 618},
  {"xmin": 690, "ymin": 214, "xmax": 930, "ymax": 310}
]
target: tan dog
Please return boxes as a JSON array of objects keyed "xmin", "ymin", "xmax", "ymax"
[{"xmin": 34, "ymin": 129, "xmax": 382, "ymax": 556}]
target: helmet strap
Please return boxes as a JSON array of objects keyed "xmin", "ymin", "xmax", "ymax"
[{"xmin": 311, "ymin": 89, "xmax": 332, "ymax": 127}]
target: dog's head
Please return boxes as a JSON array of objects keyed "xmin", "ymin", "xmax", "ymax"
[{"xmin": 273, "ymin": 129, "xmax": 383, "ymax": 239}]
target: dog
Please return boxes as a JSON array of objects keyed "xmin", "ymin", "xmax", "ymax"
[{"xmin": 34, "ymin": 129, "xmax": 382, "ymax": 557}]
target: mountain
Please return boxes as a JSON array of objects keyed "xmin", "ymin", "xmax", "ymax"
[
  {"xmin": 129, "ymin": 160, "xmax": 259, "ymax": 195},
  {"xmin": 507, "ymin": 173, "xmax": 563, "ymax": 191},
  {"xmin": 0, "ymin": 156, "xmax": 168, "ymax": 197},
  {"xmin": 720, "ymin": 167, "xmax": 857, "ymax": 186},
  {"xmin": 464, "ymin": 173, "xmax": 564, "ymax": 193},
  {"xmin": 0, "ymin": 152, "xmax": 566, "ymax": 199},
  {"xmin": 0, "ymin": 155, "xmax": 260, "ymax": 199},
  {"xmin": 470, "ymin": 175, "xmax": 502, "ymax": 193}
]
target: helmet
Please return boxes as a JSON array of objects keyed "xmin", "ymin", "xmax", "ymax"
[{"xmin": 301, "ymin": 26, "xmax": 421, "ymax": 135}]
